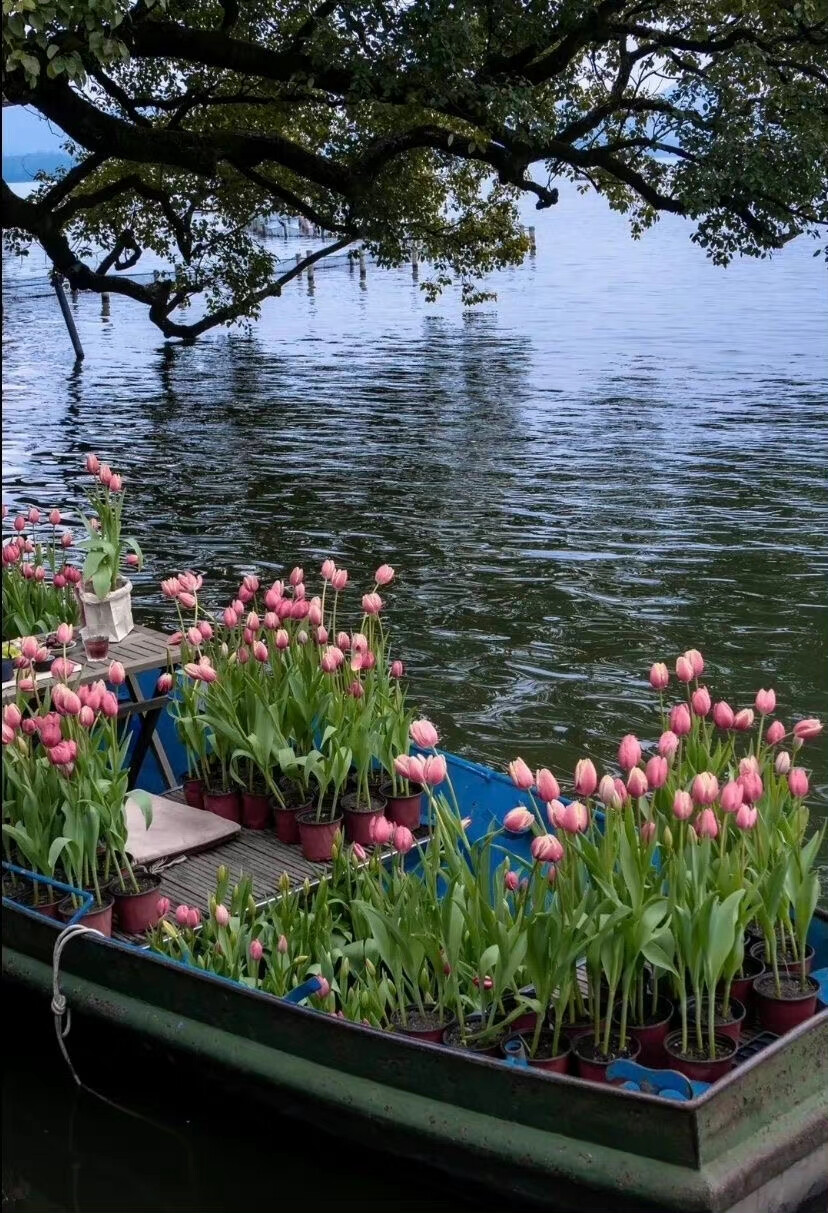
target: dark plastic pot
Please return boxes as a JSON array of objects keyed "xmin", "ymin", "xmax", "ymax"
[
  {"xmin": 242, "ymin": 790, "xmax": 271, "ymax": 830},
  {"xmin": 382, "ymin": 783, "xmax": 424, "ymax": 831},
  {"xmin": 273, "ymin": 800, "xmax": 306, "ymax": 845},
  {"xmin": 684, "ymin": 996, "xmax": 747, "ymax": 1044},
  {"xmin": 509, "ymin": 988, "xmax": 539, "ymax": 1035},
  {"xmin": 555, "ymin": 1014, "xmax": 600, "ymax": 1042},
  {"xmin": 203, "ymin": 788, "xmax": 242, "ymax": 823},
  {"xmin": 613, "ymin": 996, "xmax": 674, "ymax": 1065},
  {"xmin": 341, "ymin": 792, "xmax": 387, "ymax": 846},
  {"xmin": 663, "ymin": 1031, "xmax": 737, "ymax": 1082},
  {"xmin": 113, "ymin": 873, "xmax": 163, "ymax": 934},
  {"xmin": 58, "ymin": 893, "xmax": 114, "ymax": 937},
  {"xmin": 572, "ymin": 1034, "xmax": 641, "ymax": 1083},
  {"xmin": 296, "ymin": 810, "xmax": 343, "ymax": 863},
  {"xmin": 720, "ymin": 955, "xmax": 765, "ymax": 1008},
  {"xmin": 391, "ymin": 1006, "xmax": 454, "ymax": 1044},
  {"xmin": 442, "ymin": 1016, "xmax": 506, "ymax": 1058},
  {"xmin": 753, "ymin": 973, "xmax": 819, "ymax": 1034},
  {"xmin": 749, "ymin": 939, "xmax": 814, "ymax": 975},
  {"xmin": 181, "ymin": 777, "xmax": 204, "ymax": 809},
  {"xmin": 503, "ymin": 1032, "xmax": 572, "ymax": 1074}
]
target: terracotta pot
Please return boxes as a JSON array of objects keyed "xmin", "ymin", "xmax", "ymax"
[
  {"xmin": 382, "ymin": 783, "xmax": 423, "ymax": 831},
  {"xmin": 503, "ymin": 1032, "xmax": 571, "ymax": 1074},
  {"xmin": 663, "ymin": 1031, "xmax": 737, "ymax": 1082},
  {"xmin": 203, "ymin": 788, "xmax": 242, "ymax": 823},
  {"xmin": 391, "ymin": 1006, "xmax": 453, "ymax": 1044},
  {"xmin": 296, "ymin": 810, "xmax": 343, "ymax": 863},
  {"xmin": 749, "ymin": 939, "xmax": 814, "ymax": 975},
  {"xmin": 572, "ymin": 1035, "xmax": 641, "ymax": 1083},
  {"xmin": 614, "ymin": 996, "xmax": 674, "ymax": 1065},
  {"xmin": 341, "ymin": 792, "xmax": 387, "ymax": 846},
  {"xmin": 113, "ymin": 873, "xmax": 163, "ymax": 934},
  {"xmin": 719, "ymin": 955, "xmax": 764, "ymax": 1008},
  {"xmin": 58, "ymin": 893, "xmax": 114, "ymax": 937},
  {"xmin": 684, "ymin": 996, "xmax": 746, "ymax": 1044},
  {"xmin": 273, "ymin": 800, "xmax": 306, "ymax": 845},
  {"xmin": 242, "ymin": 790, "xmax": 271, "ymax": 830},
  {"xmin": 182, "ymin": 777, "xmax": 205, "ymax": 810},
  {"xmin": 753, "ymin": 973, "xmax": 819, "ymax": 1034}
]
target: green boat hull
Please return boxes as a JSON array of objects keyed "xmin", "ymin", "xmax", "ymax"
[{"xmin": 3, "ymin": 905, "xmax": 827, "ymax": 1213}]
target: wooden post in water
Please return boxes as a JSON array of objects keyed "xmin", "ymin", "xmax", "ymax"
[
  {"xmin": 295, "ymin": 251, "xmax": 302, "ymax": 277},
  {"xmin": 411, "ymin": 240, "xmax": 419, "ymax": 280},
  {"xmin": 527, "ymin": 226, "xmax": 537, "ymax": 254},
  {"xmin": 306, "ymin": 250, "xmax": 315, "ymax": 293},
  {"xmin": 52, "ymin": 275, "xmax": 84, "ymax": 361},
  {"xmin": 358, "ymin": 248, "xmax": 366, "ymax": 280},
  {"xmin": 101, "ymin": 293, "xmax": 110, "ymax": 321}
]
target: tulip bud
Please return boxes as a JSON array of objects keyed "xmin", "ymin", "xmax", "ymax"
[{"xmin": 662, "ymin": 826, "xmax": 673, "ymax": 850}]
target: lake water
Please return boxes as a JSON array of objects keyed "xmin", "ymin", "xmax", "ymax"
[{"xmin": 2, "ymin": 185, "xmax": 828, "ymax": 1211}]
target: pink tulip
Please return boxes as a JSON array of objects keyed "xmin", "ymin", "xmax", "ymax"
[
  {"xmin": 739, "ymin": 755, "xmax": 759, "ymax": 776},
  {"xmin": 535, "ymin": 767, "xmax": 560, "ymax": 803},
  {"xmin": 264, "ymin": 587, "xmax": 281, "ymax": 611},
  {"xmin": 215, "ymin": 904, "xmax": 230, "ymax": 927},
  {"xmin": 178, "ymin": 592, "xmax": 197, "ymax": 610},
  {"xmin": 13, "ymin": 515, "xmax": 25, "ymax": 533},
  {"xmin": 741, "ymin": 771, "xmax": 764, "ymax": 805},
  {"xmin": 617, "ymin": 734, "xmax": 642, "ymax": 771},
  {"xmin": 321, "ymin": 559, "xmax": 336, "ymax": 581},
  {"xmin": 755, "ymin": 688, "xmax": 776, "ymax": 715},
  {"xmin": 315, "ymin": 976, "xmax": 331, "ymax": 999},
  {"xmin": 175, "ymin": 904, "xmax": 190, "ymax": 925},
  {"xmin": 98, "ymin": 464, "xmax": 113, "ymax": 486},
  {"xmin": 3, "ymin": 704, "xmax": 22, "ymax": 730},
  {"xmin": 658, "ymin": 730, "xmax": 680, "ymax": 759},
  {"xmin": 691, "ymin": 772, "xmax": 719, "ymax": 805},
  {"xmin": 33, "ymin": 565, "xmax": 45, "ymax": 582},
  {"xmin": 262, "ymin": 611, "xmax": 278, "ymax": 631},
  {"xmin": 78, "ymin": 705, "xmax": 95, "ymax": 728},
  {"xmin": 48, "ymin": 508, "xmax": 61, "ymax": 526},
  {"xmin": 691, "ymin": 686, "xmax": 711, "ymax": 717},
  {"xmin": 720, "ymin": 781, "xmax": 744, "ymax": 814},
  {"xmin": 375, "ymin": 564, "xmax": 394, "ymax": 586},
  {"xmin": 236, "ymin": 646, "xmax": 250, "ymax": 665},
  {"xmin": 277, "ymin": 933, "xmax": 289, "ymax": 953},
  {"xmin": 393, "ymin": 825, "xmax": 415, "ymax": 853},
  {"xmin": 49, "ymin": 658, "xmax": 73, "ymax": 681},
  {"xmin": 348, "ymin": 680, "xmax": 364, "ymax": 699},
  {"xmin": 331, "ymin": 568, "xmax": 348, "ymax": 591},
  {"xmin": 156, "ymin": 897, "xmax": 171, "ymax": 918},
  {"xmin": 712, "ymin": 701, "xmax": 734, "ymax": 729},
  {"xmin": 504, "ymin": 870, "xmax": 520, "ymax": 892},
  {"xmin": 765, "ymin": 720, "xmax": 785, "ymax": 745},
  {"xmin": 101, "ymin": 690, "xmax": 120, "ymax": 716},
  {"xmin": 61, "ymin": 531, "xmax": 73, "ymax": 548},
  {"xmin": 109, "ymin": 474, "xmax": 123, "ymax": 493},
  {"xmin": 65, "ymin": 565, "xmax": 81, "ymax": 585},
  {"xmin": 187, "ymin": 626, "xmax": 203, "ymax": 647},
  {"xmin": 2, "ymin": 544, "xmax": 20, "ymax": 565},
  {"xmin": 244, "ymin": 611, "xmax": 259, "ymax": 633},
  {"xmin": 669, "ymin": 703, "xmax": 692, "ymax": 737},
  {"xmin": 291, "ymin": 598, "xmax": 309, "ymax": 619},
  {"xmin": 337, "ymin": 631, "xmax": 351, "ymax": 651},
  {"xmin": 531, "ymin": 833, "xmax": 565, "ymax": 862},
  {"xmin": 775, "ymin": 751, "xmax": 791, "ymax": 775},
  {"xmin": 288, "ymin": 567, "xmax": 303, "ymax": 587},
  {"xmin": 503, "ymin": 806, "xmax": 534, "ymax": 834},
  {"xmin": 85, "ymin": 453, "xmax": 101, "ymax": 474},
  {"xmin": 351, "ymin": 843, "xmax": 367, "ymax": 863},
  {"xmin": 390, "ymin": 660, "xmax": 404, "ymax": 678},
  {"xmin": 315, "ymin": 626, "xmax": 329, "ymax": 645},
  {"xmin": 28, "ymin": 506, "xmax": 41, "ymax": 523},
  {"xmin": 422, "ymin": 754, "xmax": 446, "ymax": 786},
  {"xmin": 640, "ymin": 821, "xmax": 657, "ymax": 845},
  {"xmin": 296, "ymin": 630, "xmax": 308, "ymax": 645},
  {"xmin": 108, "ymin": 661, "xmax": 126, "ymax": 686},
  {"xmin": 58, "ymin": 690, "xmax": 81, "ymax": 716},
  {"xmin": 275, "ymin": 629, "xmax": 289, "ymax": 650},
  {"xmin": 21, "ymin": 636, "xmax": 39, "ymax": 660},
  {"xmin": 685, "ymin": 649, "xmax": 704, "ymax": 676},
  {"xmin": 362, "ymin": 592, "xmax": 383, "ymax": 615},
  {"xmin": 410, "ymin": 719, "xmax": 439, "ymax": 749},
  {"xmin": 2, "ymin": 723, "xmax": 16, "ymax": 745},
  {"xmin": 645, "ymin": 755, "xmax": 668, "ymax": 789},
  {"xmin": 198, "ymin": 621, "xmax": 213, "ymax": 641},
  {"xmin": 733, "ymin": 708, "xmax": 754, "ymax": 731},
  {"xmin": 675, "ymin": 655, "xmax": 694, "ymax": 683},
  {"xmin": 649, "ymin": 662, "xmax": 669, "ymax": 690},
  {"xmin": 253, "ymin": 641, "xmax": 268, "ymax": 662},
  {"xmin": 352, "ymin": 632, "xmax": 368, "ymax": 654},
  {"xmin": 308, "ymin": 601, "xmax": 323, "ymax": 628},
  {"xmin": 574, "ymin": 758, "xmax": 598, "ymax": 797},
  {"xmin": 249, "ymin": 939, "xmax": 263, "ymax": 962},
  {"xmin": 55, "ymin": 622, "xmax": 74, "ymax": 646},
  {"xmin": 393, "ymin": 755, "xmax": 411, "ymax": 780},
  {"xmin": 179, "ymin": 572, "xmax": 203, "ymax": 594},
  {"xmin": 735, "ymin": 804, "xmax": 758, "ymax": 830},
  {"xmin": 597, "ymin": 775, "xmax": 622, "ymax": 810},
  {"xmin": 21, "ymin": 563, "xmax": 34, "ymax": 580},
  {"xmin": 231, "ymin": 599, "xmax": 244, "ymax": 615},
  {"xmin": 555, "ymin": 800, "xmax": 589, "ymax": 834},
  {"xmin": 793, "ymin": 718, "xmax": 823, "ymax": 741},
  {"xmin": 508, "ymin": 757, "xmax": 534, "ymax": 790},
  {"xmin": 627, "ymin": 767, "xmax": 648, "ymax": 798},
  {"xmin": 696, "ymin": 808, "xmax": 719, "ymax": 839},
  {"xmin": 53, "ymin": 573, "xmax": 67, "ymax": 589},
  {"xmin": 370, "ymin": 816, "xmax": 395, "ymax": 845},
  {"xmin": 788, "ymin": 768, "xmax": 809, "ymax": 798}
]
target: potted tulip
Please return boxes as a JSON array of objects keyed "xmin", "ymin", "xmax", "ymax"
[
  {"xmin": 297, "ymin": 738, "xmax": 351, "ymax": 862},
  {"xmin": 78, "ymin": 455, "xmax": 142, "ymax": 642}
]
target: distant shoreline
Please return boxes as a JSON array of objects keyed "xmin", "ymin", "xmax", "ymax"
[{"xmin": 2, "ymin": 152, "xmax": 75, "ymax": 183}]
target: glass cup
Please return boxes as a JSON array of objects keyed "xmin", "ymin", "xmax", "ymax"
[{"xmin": 83, "ymin": 635, "xmax": 110, "ymax": 662}]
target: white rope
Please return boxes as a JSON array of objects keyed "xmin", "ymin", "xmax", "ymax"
[{"xmin": 51, "ymin": 922, "xmax": 103, "ymax": 1086}]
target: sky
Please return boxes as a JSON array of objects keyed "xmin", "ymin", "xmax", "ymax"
[{"xmin": 2, "ymin": 105, "xmax": 66, "ymax": 155}]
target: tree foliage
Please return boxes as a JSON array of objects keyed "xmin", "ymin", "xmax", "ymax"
[{"xmin": 3, "ymin": 0, "xmax": 827, "ymax": 338}]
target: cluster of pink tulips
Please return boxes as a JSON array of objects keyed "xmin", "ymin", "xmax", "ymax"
[{"xmin": 2, "ymin": 503, "xmax": 82, "ymax": 642}]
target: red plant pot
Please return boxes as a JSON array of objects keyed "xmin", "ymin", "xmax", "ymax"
[
  {"xmin": 503, "ymin": 1033, "xmax": 572, "ymax": 1074},
  {"xmin": 182, "ymin": 777, "xmax": 205, "ymax": 810},
  {"xmin": 242, "ymin": 791, "xmax": 271, "ymax": 830},
  {"xmin": 297, "ymin": 811, "xmax": 343, "ymax": 863},
  {"xmin": 720, "ymin": 955, "xmax": 765, "ymax": 1009},
  {"xmin": 753, "ymin": 974, "xmax": 819, "ymax": 1035},
  {"xmin": 342, "ymin": 793, "xmax": 387, "ymax": 846},
  {"xmin": 685, "ymin": 996, "xmax": 747, "ymax": 1044},
  {"xmin": 572, "ymin": 1035, "xmax": 641, "ymax": 1083},
  {"xmin": 203, "ymin": 789, "xmax": 242, "ymax": 823},
  {"xmin": 31, "ymin": 899, "xmax": 61, "ymax": 920},
  {"xmin": 615, "ymin": 997, "xmax": 674, "ymax": 1065},
  {"xmin": 749, "ymin": 940, "xmax": 814, "ymax": 976},
  {"xmin": 392, "ymin": 1007, "xmax": 454, "ymax": 1044},
  {"xmin": 442, "ymin": 1020, "xmax": 504, "ymax": 1058},
  {"xmin": 273, "ymin": 801, "xmax": 305, "ymax": 845},
  {"xmin": 663, "ymin": 1031, "xmax": 737, "ymax": 1082},
  {"xmin": 113, "ymin": 874, "xmax": 163, "ymax": 935},
  {"xmin": 58, "ymin": 894, "xmax": 114, "ymax": 938},
  {"xmin": 557, "ymin": 1016, "xmax": 600, "ymax": 1042},
  {"xmin": 383, "ymin": 786, "xmax": 423, "ymax": 831}
]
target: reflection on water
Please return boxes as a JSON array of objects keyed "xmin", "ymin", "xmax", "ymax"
[{"xmin": 2, "ymin": 185, "xmax": 828, "ymax": 1211}]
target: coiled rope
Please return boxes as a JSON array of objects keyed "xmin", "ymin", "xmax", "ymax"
[{"xmin": 51, "ymin": 922, "xmax": 103, "ymax": 1087}]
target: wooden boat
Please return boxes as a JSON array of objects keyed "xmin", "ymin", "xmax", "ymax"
[{"xmin": 3, "ymin": 716, "xmax": 827, "ymax": 1212}]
